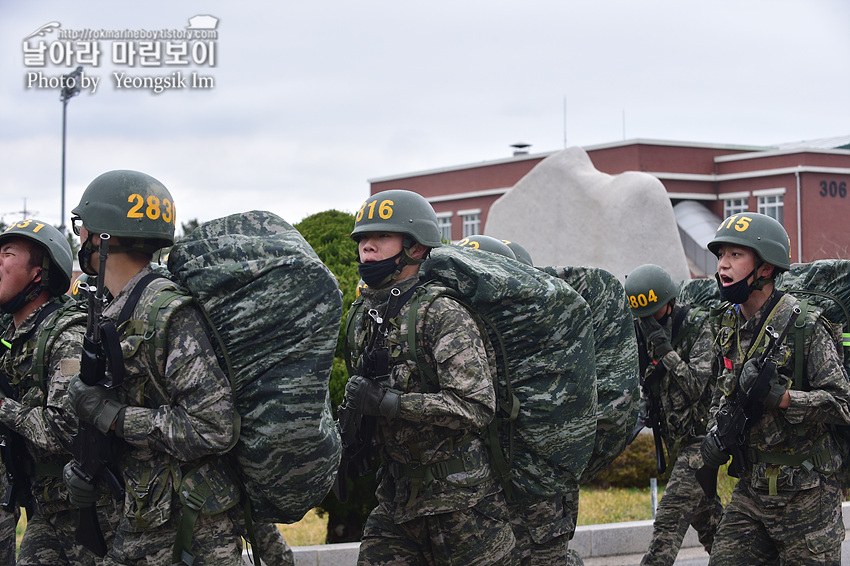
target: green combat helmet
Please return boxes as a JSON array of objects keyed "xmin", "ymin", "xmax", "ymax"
[
  {"xmin": 502, "ymin": 240, "xmax": 533, "ymax": 266},
  {"xmin": 624, "ymin": 264, "xmax": 677, "ymax": 318},
  {"xmin": 0, "ymin": 220, "xmax": 73, "ymax": 298},
  {"xmin": 707, "ymin": 212, "xmax": 791, "ymax": 271},
  {"xmin": 457, "ymin": 235, "xmax": 516, "ymax": 260},
  {"xmin": 72, "ymin": 170, "xmax": 176, "ymax": 252},
  {"xmin": 349, "ymin": 189, "xmax": 443, "ymax": 248}
]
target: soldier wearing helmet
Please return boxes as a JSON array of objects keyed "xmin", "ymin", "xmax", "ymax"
[
  {"xmin": 62, "ymin": 171, "xmax": 246, "ymax": 565},
  {"xmin": 0, "ymin": 219, "xmax": 120, "ymax": 566},
  {"xmin": 457, "ymin": 235, "xmax": 517, "ymax": 260},
  {"xmin": 701, "ymin": 213, "xmax": 850, "ymax": 565},
  {"xmin": 624, "ymin": 264, "xmax": 721, "ymax": 566},
  {"xmin": 342, "ymin": 190, "xmax": 516, "ymax": 566}
]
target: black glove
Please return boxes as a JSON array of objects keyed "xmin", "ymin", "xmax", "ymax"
[
  {"xmin": 639, "ymin": 316, "xmax": 673, "ymax": 360},
  {"xmin": 700, "ymin": 430, "xmax": 730, "ymax": 469},
  {"xmin": 738, "ymin": 359, "xmax": 785, "ymax": 409},
  {"xmin": 343, "ymin": 375, "xmax": 401, "ymax": 419},
  {"xmin": 62, "ymin": 461, "xmax": 100, "ymax": 507},
  {"xmin": 68, "ymin": 374, "xmax": 127, "ymax": 435}
]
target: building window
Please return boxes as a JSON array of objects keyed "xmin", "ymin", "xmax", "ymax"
[
  {"xmin": 461, "ymin": 212, "xmax": 480, "ymax": 238},
  {"xmin": 436, "ymin": 214, "xmax": 452, "ymax": 243},
  {"xmin": 758, "ymin": 194, "xmax": 784, "ymax": 224},
  {"xmin": 724, "ymin": 197, "xmax": 748, "ymax": 218}
]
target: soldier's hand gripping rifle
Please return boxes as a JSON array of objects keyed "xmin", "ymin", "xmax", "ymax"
[
  {"xmin": 0, "ymin": 369, "xmax": 33, "ymax": 518},
  {"xmin": 636, "ymin": 321, "xmax": 668, "ymax": 475},
  {"xmin": 69, "ymin": 234, "xmax": 125, "ymax": 557},
  {"xmin": 333, "ymin": 288, "xmax": 400, "ymax": 503},
  {"xmin": 695, "ymin": 305, "xmax": 801, "ymax": 499}
]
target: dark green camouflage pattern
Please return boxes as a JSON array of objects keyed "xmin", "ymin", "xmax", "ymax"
[
  {"xmin": 419, "ymin": 246, "xmax": 598, "ymax": 497},
  {"xmin": 167, "ymin": 211, "xmax": 342, "ymax": 523},
  {"xmin": 542, "ymin": 266, "xmax": 640, "ymax": 483}
]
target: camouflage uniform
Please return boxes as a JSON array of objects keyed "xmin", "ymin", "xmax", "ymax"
[
  {"xmin": 253, "ymin": 523, "xmax": 294, "ymax": 566},
  {"xmin": 351, "ymin": 276, "xmax": 515, "ymax": 566},
  {"xmin": 708, "ymin": 290, "xmax": 850, "ymax": 565},
  {"xmin": 640, "ymin": 304, "xmax": 722, "ymax": 566},
  {"xmin": 0, "ymin": 298, "xmax": 120, "ymax": 565},
  {"xmin": 102, "ymin": 266, "xmax": 244, "ymax": 566}
]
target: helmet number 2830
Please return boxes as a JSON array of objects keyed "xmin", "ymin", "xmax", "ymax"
[
  {"xmin": 127, "ymin": 193, "xmax": 175, "ymax": 224},
  {"xmin": 356, "ymin": 199, "xmax": 394, "ymax": 222}
]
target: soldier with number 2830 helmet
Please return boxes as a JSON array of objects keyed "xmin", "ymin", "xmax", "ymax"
[
  {"xmin": 340, "ymin": 189, "xmax": 516, "ymax": 566},
  {"xmin": 62, "ymin": 170, "xmax": 250, "ymax": 565}
]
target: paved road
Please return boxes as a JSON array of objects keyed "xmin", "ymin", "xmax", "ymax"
[{"xmin": 583, "ymin": 546, "xmax": 709, "ymax": 566}]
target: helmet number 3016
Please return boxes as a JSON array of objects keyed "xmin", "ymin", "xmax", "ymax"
[
  {"xmin": 356, "ymin": 199, "xmax": 394, "ymax": 222},
  {"xmin": 127, "ymin": 193, "xmax": 175, "ymax": 224},
  {"xmin": 628, "ymin": 289, "xmax": 658, "ymax": 310}
]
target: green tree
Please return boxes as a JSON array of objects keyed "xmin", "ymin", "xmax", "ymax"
[{"xmin": 294, "ymin": 209, "xmax": 378, "ymax": 543}]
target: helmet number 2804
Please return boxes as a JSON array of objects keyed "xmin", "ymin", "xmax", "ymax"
[
  {"xmin": 127, "ymin": 193, "xmax": 175, "ymax": 224},
  {"xmin": 356, "ymin": 199, "xmax": 394, "ymax": 222},
  {"xmin": 628, "ymin": 289, "xmax": 658, "ymax": 310}
]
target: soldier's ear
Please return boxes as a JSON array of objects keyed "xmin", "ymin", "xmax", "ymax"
[{"xmin": 408, "ymin": 243, "xmax": 428, "ymax": 260}]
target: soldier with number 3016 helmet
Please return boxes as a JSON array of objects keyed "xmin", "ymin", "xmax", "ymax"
[{"xmin": 341, "ymin": 189, "xmax": 516, "ymax": 566}]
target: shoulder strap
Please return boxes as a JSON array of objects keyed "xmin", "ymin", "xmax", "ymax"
[
  {"xmin": 670, "ymin": 305, "xmax": 692, "ymax": 349},
  {"xmin": 32, "ymin": 301, "xmax": 86, "ymax": 388}
]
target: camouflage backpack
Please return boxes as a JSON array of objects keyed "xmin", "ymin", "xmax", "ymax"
[
  {"xmin": 389, "ymin": 245, "xmax": 599, "ymax": 499},
  {"xmin": 541, "ymin": 266, "xmax": 640, "ymax": 483},
  {"xmin": 131, "ymin": 211, "xmax": 343, "ymax": 524}
]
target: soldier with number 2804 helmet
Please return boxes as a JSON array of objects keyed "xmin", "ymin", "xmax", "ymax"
[
  {"xmin": 342, "ymin": 189, "xmax": 516, "ymax": 566},
  {"xmin": 624, "ymin": 264, "xmax": 721, "ymax": 566}
]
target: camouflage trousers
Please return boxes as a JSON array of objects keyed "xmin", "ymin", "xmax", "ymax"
[
  {"xmin": 358, "ymin": 491, "xmax": 516, "ymax": 566},
  {"xmin": 17, "ymin": 504, "xmax": 120, "ymax": 566},
  {"xmin": 252, "ymin": 522, "xmax": 293, "ymax": 566},
  {"xmin": 508, "ymin": 494, "xmax": 575, "ymax": 566},
  {"xmin": 708, "ymin": 473, "xmax": 844, "ymax": 566},
  {"xmin": 0, "ymin": 506, "xmax": 16, "ymax": 566},
  {"xmin": 641, "ymin": 439, "xmax": 722, "ymax": 566},
  {"xmin": 104, "ymin": 507, "xmax": 245, "ymax": 566}
]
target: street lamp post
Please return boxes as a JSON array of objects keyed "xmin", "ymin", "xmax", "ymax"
[{"xmin": 60, "ymin": 66, "xmax": 83, "ymax": 234}]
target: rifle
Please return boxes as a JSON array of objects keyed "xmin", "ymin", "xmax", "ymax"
[
  {"xmin": 695, "ymin": 305, "xmax": 801, "ymax": 499},
  {"xmin": 0, "ymin": 370, "xmax": 33, "ymax": 518},
  {"xmin": 69, "ymin": 234, "xmax": 125, "ymax": 557},
  {"xmin": 635, "ymin": 321, "xmax": 668, "ymax": 475},
  {"xmin": 333, "ymin": 287, "xmax": 401, "ymax": 503}
]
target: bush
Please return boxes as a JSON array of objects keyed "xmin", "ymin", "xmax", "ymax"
[{"xmin": 587, "ymin": 433, "xmax": 672, "ymax": 489}]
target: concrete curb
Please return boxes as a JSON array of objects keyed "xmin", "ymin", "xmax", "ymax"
[{"xmin": 262, "ymin": 502, "xmax": 850, "ymax": 565}]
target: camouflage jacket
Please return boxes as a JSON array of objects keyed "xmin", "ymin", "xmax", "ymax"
[
  {"xmin": 645, "ymin": 304, "xmax": 717, "ymax": 445},
  {"xmin": 106, "ymin": 265, "xmax": 238, "ymax": 530},
  {"xmin": 710, "ymin": 290, "xmax": 850, "ymax": 492},
  {"xmin": 352, "ymin": 275, "xmax": 500, "ymax": 523},
  {"xmin": 0, "ymin": 298, "xmax": 83, "ymax": 514}
]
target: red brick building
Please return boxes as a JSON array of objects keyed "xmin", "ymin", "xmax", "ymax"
[{"xmin": 369, "ymin": 137, "xmax": 850, "ymax": 274}]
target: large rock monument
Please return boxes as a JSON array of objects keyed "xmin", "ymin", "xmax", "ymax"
[{"xmin": 485, "ymin": 147, "xmax": 690, "ymax": 282}]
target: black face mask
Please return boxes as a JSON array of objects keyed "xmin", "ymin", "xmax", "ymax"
[
  {"xmin": 78, "ymin": 238, "xmax": 97, "ymax": 276},
  {"xmin": 715, "ymin": 269, "xmax": 757, "ymax": 304},
  {"xmin": 358, "ymin": 251, "xmax": 404, "ymax": 288}
]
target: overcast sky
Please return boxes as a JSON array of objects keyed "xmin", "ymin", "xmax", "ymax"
[{"xmin": 1, "ymin": 0, "xmax": 848, "ymax": 233}]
